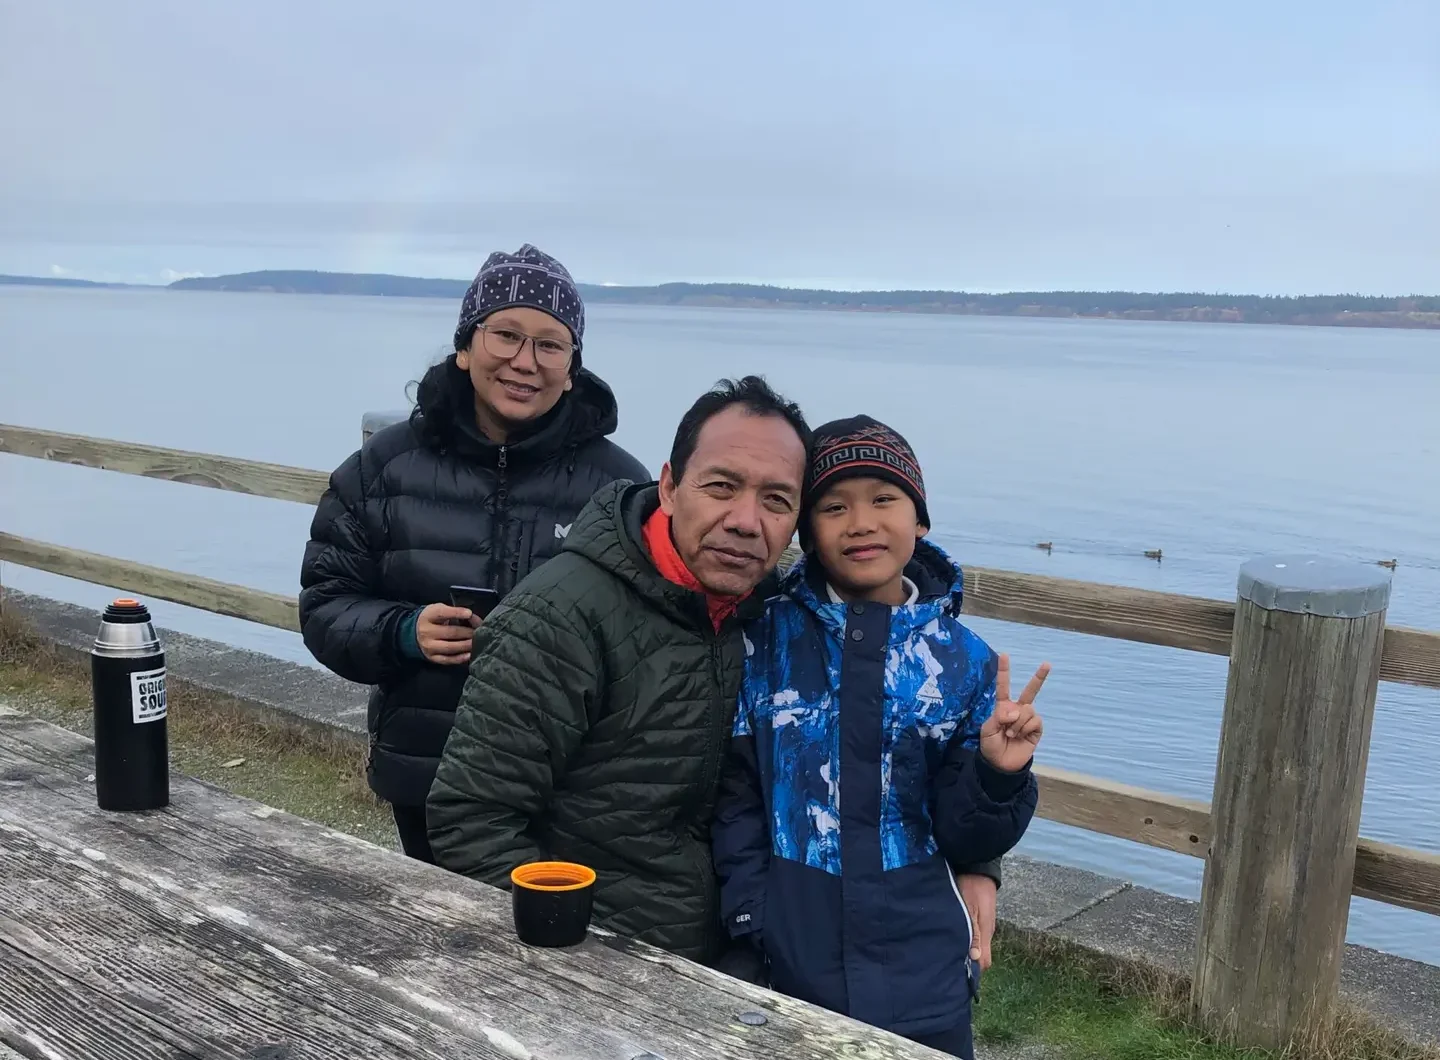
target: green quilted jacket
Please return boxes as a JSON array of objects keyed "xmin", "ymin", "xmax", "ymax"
[{"xmin": 427, "ymin": 481, "xmax": 763, "ymax": 962}]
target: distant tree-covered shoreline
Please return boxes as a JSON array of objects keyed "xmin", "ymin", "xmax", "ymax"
[
  {"xmin": 4, "ymin": 270, "xmax": 1436, "ymax": 329},
  {"xmin": 165, "ymin": 271, "xmax": 1440, "ymax": 328}
]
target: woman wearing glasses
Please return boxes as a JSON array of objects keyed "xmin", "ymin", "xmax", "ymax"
[{"xmin": 299, "ymin": 244, "xmax": 647, "ymax": 862}]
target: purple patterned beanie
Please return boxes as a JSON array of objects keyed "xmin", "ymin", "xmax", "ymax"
[{"xmin": 453, "ymin": 244, "xmax": 585, "ymax": 370}]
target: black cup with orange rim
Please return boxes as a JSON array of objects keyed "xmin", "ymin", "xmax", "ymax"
[{"xmin": 510, "ymin": 861, "xmax": 596, "ymax": 947}]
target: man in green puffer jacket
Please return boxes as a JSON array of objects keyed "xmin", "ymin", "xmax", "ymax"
[
  {"xmin": 427, "ymin": 376, "xmax": 810, "ymax": 962},
  {"xmin": 428, "ymin": 375, "xmax": 1006, "ymax": 967}
]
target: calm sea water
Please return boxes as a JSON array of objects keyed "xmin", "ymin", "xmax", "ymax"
[{"xmin": 3, "ymin": 285, "xmax": 1439, "ymax": 963}]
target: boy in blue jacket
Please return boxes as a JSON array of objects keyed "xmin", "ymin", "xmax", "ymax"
[{"xmin": 713, "ymin": 415, "xmax": 1048, "ymax": 1059}]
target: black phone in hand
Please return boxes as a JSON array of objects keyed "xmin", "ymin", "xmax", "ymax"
[{"xmin": 449, "ymin": 585, "xmax": 501, "ymax": 619}]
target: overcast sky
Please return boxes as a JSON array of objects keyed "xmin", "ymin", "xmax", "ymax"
[{"xmin": 1, "ymin": 0, "xmax": 1436, "ymax": 293}]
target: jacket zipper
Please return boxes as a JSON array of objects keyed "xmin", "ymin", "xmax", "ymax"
[
  {"xmin": 948, "ymin": 862, "xmax": 979, "ymax": 997},
  {"xmin": 695, "ymin": 634, "xmax": 728, "ymax": 942},
  {"xmin": 491, "ymin": 444, "xmax": 510, "ymax": 591},
  {"xmin": 947, "ymin": 865, "xmax": 974, "ymax": 954},
  {"xmin": 698, "ymin": 636, "xmax": 727, "ymax": 815}
]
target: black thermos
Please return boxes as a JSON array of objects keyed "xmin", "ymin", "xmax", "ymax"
[{"xmin": 91, "ymin": 597, "xmax": 169, "ymax": 811}]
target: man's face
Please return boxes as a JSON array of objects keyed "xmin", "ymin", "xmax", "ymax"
[{"xmin": 658, "ymin": 406, "xmax": 806, "ymax": 597}]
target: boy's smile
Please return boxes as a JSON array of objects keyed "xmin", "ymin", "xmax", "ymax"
[{"xmin": 841, "ymin": 541, "xmax": 889, "ymax": 561}]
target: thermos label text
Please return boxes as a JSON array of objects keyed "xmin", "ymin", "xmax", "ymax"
[{"xmin": 130, "ymin": 667, "xmax": 168, "ymax": 724}]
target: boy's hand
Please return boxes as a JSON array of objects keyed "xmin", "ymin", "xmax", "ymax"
[
  {"xmin": 959, "ymin": 873, "xmax": 998, "ymax": 969},
  {"xmin": 979, "ymin": 654, "xmax": 1048, "ymax": 773}
]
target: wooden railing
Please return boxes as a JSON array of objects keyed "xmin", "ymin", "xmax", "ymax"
[{"xmin": 3, "ymin": 420, "xmax": 1440, "ymax": 1047}]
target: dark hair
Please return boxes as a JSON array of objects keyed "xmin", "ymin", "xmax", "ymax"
[
  {"xmin": 407, "ymin": 353, "xmax": 471, "ymax": 451},
  {"xmin": 454, "ymin": 323, "xmax": 477, "ymax": 353},
  {"xmin": 668, "ymin": 375, "xmax": 811, "ymax": 483}
]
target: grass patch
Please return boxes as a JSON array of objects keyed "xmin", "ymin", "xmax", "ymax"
[
  {"xmin": 978, "ymin": 942, "xmax": 1267, "ymax": 1060},
  {"xmin": 2, "ymin": 597, "xmax": 1435, "ymax": 1060},
  {"xmin": 977, "ymin": 926, "xmax": 1439, "ymax": 1060},
  {"xmin": 0, "ymin": 597, "xmax": 395, "ymax": 848}
]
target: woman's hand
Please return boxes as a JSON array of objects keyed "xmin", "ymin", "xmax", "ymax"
[{"xmin": 416, "ymin": 604, "xmax": 481, "ymax": 665}]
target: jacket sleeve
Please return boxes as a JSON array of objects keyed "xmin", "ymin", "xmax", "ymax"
[
  {"xmin": 933, "ymin": 746, "xmax": 1037, "ymax": 867},
  {"xmin": 946, "ymin": 647, "xmax": 1006, "ymax": 888},
  {"xmin": 955, "ymin": 855, "xmax": 1005, "ymax": 890},
  {"xmin": 933, "ymin": 647, "xmax": 1038, "ymax": 867},
  {"xmin": 426, "ymin": 589, "xmax": 599, "ymax": 886},
  {"xmin": 712, "ymin": 678, "xmax": 770, "ymax": 943},
  {"xmin": 298, "ymin": 450, "xmax": 416, "ymax": 687}
]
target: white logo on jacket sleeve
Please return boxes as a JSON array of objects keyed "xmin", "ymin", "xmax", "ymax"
[{"xmin": 554, "ymin": 523, "xmax": 572, "ymax": 539}]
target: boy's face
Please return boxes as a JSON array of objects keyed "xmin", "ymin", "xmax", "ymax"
[{"xmin": 809, "ymin": 476, "xmax": 926, "ymax": 604}]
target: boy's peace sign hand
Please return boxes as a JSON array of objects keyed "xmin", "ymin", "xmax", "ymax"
[{"xmin": 979, "ymin": 654, "xmax": 1049, "ymax": 773}]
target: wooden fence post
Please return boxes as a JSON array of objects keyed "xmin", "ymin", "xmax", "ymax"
[
  {"xmin": 1192, "ymin": 555, "xmax": 1391, "ymax": 1048},
  {"xmin": 361, "ymin": 411, "xmax": 405, "ymax": 444}
]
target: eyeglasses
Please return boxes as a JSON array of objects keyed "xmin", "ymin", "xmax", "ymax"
[{"xmin": 475, "ymin": 324, "xmax": 574, "ymax": 370}]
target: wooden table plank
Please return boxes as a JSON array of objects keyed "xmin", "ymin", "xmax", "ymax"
[
  {"xmin": 0, "ymin": 940, "xmax": 204, "ymax": 1060},
  {"xmin": 0, "ymin": 829, "xmax": 498, "ymax": 1060},
  {"xmin": 0, "ymin": 715, "xmax": 939, "ymax": 1060}
]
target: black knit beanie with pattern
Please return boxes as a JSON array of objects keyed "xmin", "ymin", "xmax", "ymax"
[{"xmin": 800, "ymin": 415, "xmax": 930, "ymax": 551}]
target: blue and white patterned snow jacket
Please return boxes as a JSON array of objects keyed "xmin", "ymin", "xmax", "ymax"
[{"xmin": 712, "ymin": 539, "xmax": 1038, "ymax": 1037}]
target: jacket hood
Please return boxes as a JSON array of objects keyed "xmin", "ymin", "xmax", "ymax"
[
  {"xmin": 564, "ymin": 482, "xmax": 775, "ymax": 633},
  {"xmin": 782, "ymin": 537, "xmax": 965, "ymax": 637},
  {"xmin": 410, "ymin": 355, "xmax": 622, "ymax": 467}
]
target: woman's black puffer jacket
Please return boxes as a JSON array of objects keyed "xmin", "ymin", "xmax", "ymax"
[{"xmin": 298, "ymin": 358, "xmax": 649, "ymax": 807}]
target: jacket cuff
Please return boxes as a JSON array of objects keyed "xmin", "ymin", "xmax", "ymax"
[
  {"xmin": 952, "ymin": 856, "xmax": 1003, "ymax": 890},
  {"xmin": 726, "ymin": 904, "xmax": 764, "ymax": 940},
  {"xmin": 975, "ymin": 754, "xmax": 1034, "ymax": 801},
  {"xmin": 395, "ymin": 609, "xmax": 425, "ymax": 661}
]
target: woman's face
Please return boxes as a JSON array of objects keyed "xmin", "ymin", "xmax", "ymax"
[{"xmin": 455, "ymin": 306, "xmax": 574, "ymax": 440}]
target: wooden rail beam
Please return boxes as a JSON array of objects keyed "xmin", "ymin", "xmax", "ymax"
[
  {"xmin": 1380, "ymin": 624, "xmax": 1440, "ymax": 690},
  {"xmin": 0, "ymin": 533, "xmax": 299, "ymax": 632},
  {"xmin": 0, "ymin": 423, "xmax": 328, "ymax": 505},
  {"xmin": 1034, "ymin": 765, "xmax": 1212, "ymax": 858},
  {"xmin": 782, "ymin": 545, "xmax": 1237, "ymax": 655},
  {"xmin": 963, "ymin": 566, "xmax": 1236, "ymax": 654},
  {"xmin": 785, "ymin": 546, "xmax": 1440, "ymax": 689},
  {"xmin": 1353, "ymin": 838, "xmax": 1440, "ymax": 918}
]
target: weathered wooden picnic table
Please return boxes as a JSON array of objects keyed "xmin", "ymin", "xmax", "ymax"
[{"xmin": 0, "ymin": 712, "xmax": 942, "ymax": 1060}]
